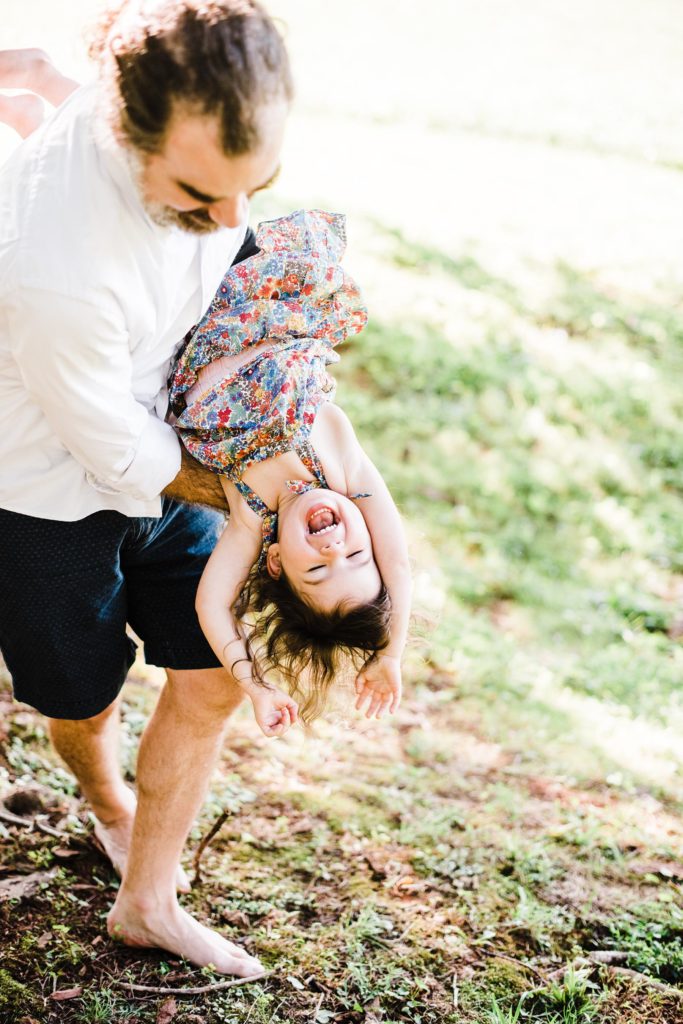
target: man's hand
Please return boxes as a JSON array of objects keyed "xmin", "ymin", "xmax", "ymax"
[
  {"xmin": 249, "ymin": 686, "xmax": 299, "ymax": 738},
  {"xmin": 354, "ymin": 654, "xmax": 402, "ymax": 719},
  {"xmin": 163, "ymin": 446, "xmax": 227, "ymax": 510}
]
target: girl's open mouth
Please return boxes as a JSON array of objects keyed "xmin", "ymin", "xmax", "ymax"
[{"xmin": 306, "ymin": 505, "xmax": 338, "ymax": 535}]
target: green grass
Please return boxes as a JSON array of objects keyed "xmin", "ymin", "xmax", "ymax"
[{"xmin": 1, "ymin": 2, "xmax": 683, "ymax": 1021}]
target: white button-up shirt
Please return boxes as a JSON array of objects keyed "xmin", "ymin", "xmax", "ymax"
[{"xmin": 0, "ymin": 84, "xmax": 245, "ymax": 520}]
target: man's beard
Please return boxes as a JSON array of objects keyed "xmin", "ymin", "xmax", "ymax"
[
  {"xmin": 123, "ymin": 143, "xmax": 222, "ymax": 236},
  {"xmin": 144, "ymin": 201, "xmax": 222, "ymax": 236}
]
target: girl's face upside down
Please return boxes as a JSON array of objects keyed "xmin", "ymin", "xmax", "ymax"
[{"xmin": 266, "ymin": 489, "xmax": 382, "ymax": 612}]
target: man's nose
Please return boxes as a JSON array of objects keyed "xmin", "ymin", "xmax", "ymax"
[{"xmin": 208, "ymin": 193, "xmax": 248, "ymax": 228}]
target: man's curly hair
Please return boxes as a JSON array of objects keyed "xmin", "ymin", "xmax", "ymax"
[
  {"xmin": 234, "ymin": 563, "xmax": 392, "ymax": 723},
  {"xmin": 89, "ymin": 0, "xmax": 293, "ymax": 154}
]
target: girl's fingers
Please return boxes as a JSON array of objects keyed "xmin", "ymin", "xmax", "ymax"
[
  {"xmin": 366, "ymin": 695, "xmax": 382, "ymax": 719},
  {"xmin": 376, "ymin": 697, "xmax": 392, "ymax": 719}
]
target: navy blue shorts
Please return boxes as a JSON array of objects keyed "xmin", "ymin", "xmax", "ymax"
[{"xmin": 0, "ymin": 500, "xmax": 224, "ymax": 720}]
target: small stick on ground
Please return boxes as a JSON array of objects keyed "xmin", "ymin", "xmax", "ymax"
[
  {"xmin": 0, "ymin": 806, "xmax": 80, "ymax": 842},
  {"xmin": 477, "ymin": 948, "xmax": 549, "ymax": 985},
  {"xmin": 600, "ymin": 965, "xmax": 683, "ymax": 999},
  {"xmin": 586, "ymin": 950, "xmax": 628, "ymax": 965},
  {"xmin": 35, "ymin": 818, "xmax": 78, "ymax": 841},
  {"xmin": 192, "ymin": 809, "xmax": 231, "ymax": 885},
  {"xmin": 547, "ymin": 958, "xmax": 683, "ymax": 999},
  {"xmin": 111, "ymin": 970, "xmax": 273, "ymax": 997},
  {"xmin": 0, "ymin": 808, "xmax": 33, "ymax": 828}
]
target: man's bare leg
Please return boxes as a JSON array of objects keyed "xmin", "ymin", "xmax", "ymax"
[
  {"xmin": 48, "ymin": 698, "xmax": 191, "ymax": 891},
  {"xmin": 107, "ymin": 668, "xmax": 264, "ymax": 977}
]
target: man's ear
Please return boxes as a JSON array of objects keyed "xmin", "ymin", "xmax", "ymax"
[{"xmin": 266, "ymin": 543, "xmax": 282, "ymax": 579}]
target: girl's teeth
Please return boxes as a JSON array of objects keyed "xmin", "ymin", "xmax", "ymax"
[
  {"xmin": 308, "ymin": 507, "xmax": 336, "ymax": 533},
  {"xmin": 311, "ymin": 523, "xmax": 335, "ymax": 535}
]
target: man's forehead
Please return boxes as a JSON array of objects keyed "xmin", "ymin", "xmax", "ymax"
[{"xmin": 159, "ymin": 104, "xmax": 285, "ymax": 199}]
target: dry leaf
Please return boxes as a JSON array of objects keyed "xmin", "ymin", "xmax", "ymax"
[
  {"xmin": 156, "ymin": 997, "xmax": 179, "ymax": 1024},
  {"xmin": 49, "ymin": 987, "xmax": 83, "ymax": 1001},
  {"xmin": 390, "ymin": 874, "xmax": 430, "ymax": 896},
  {"xmin": 220, "ymin": 908, "xmax": 251, "ymax": 928},
  {"xmin": 0, "ymin": 869, "xmax": 56, "ymax": 902},
  {"xmin": 631, "ymin": 860, "xmax": 683, "ymax": 881}
]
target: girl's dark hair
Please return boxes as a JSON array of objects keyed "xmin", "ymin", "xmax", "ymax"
[
  {"xmin": 89, "ymin": 0, "xmax": 293, "ymax": 155},
  {"xmin": 234, "ymin": 565, "xmax": 392, "ymax": 723}
]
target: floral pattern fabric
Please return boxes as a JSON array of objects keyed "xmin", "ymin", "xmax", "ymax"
[
  {"xmin": 167, "ymin": 209, "xmax": 368, "ymax": 561},
  {"xmin": 168, "ymin": 209, "xmax": 367, "ymax": 474}
]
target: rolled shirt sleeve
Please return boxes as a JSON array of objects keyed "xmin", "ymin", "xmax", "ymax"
[{"xmin": 7, "ymin": 287, "xmax": 181, "ymax": 502}]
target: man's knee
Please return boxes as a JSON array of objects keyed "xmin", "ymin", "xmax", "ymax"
[
  {"xmin": 163, "ymin": 667, "xmax": 245, "ymax": 721},
  {"xmin": 47, "ymin": 696, "xmax": 120, "ymax": 739}
]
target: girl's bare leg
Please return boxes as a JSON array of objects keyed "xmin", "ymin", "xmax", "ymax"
[
  {"xmin": 0, "ymin": 47, "xmax": 79, "ymax": 106},
  {"xmin": 0, "ymin": 92, "xmax": 45, "ymax": 138}
]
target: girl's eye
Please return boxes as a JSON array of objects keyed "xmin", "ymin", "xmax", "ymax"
[
  {"xmin": 347, "ymin": 550, "xmax": 363, "ymax": 559},
  {"xmin": 307, "ymin": 564, "xmax": 324, "ymax": 573}
]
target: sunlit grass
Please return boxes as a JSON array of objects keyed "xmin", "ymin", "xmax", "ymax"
[{"xmin": 1, "ymin": 2, "xmax": 683, "ymax": 1021}]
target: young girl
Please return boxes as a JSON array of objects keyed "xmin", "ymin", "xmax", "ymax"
[
  {"xmin": 168, "ymin": 210, "xmax": 411, "ymax": 738},
  {"xmin": 0, "ymin": 48, "xmax": 78, "ymax": 138}
]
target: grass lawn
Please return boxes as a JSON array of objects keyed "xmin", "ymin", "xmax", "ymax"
[{"xmin": 1, "ymin": 2, "xmax": 682, "ymax": 1022}]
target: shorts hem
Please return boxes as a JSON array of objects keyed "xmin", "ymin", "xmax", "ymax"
[
  {"xmin": 144, "ymin": 642, "xmax": 222, "ymax": 671},
  {"xmin": 12, "ymin": 682, "xmax": 127, "ymax": 721}
]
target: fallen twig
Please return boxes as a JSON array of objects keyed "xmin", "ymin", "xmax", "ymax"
[
  {"xmin": 477, "ymin": 947, "xmax": 549, "ymax": 985},
  {"xmin": 192, "ymin": 809, "xmax": 231, "ymax": 885},
  {"xmin": 600, "ymin": 964, "xmax": 683, "ymax": 999},
  {"xmin": 546, "ymin": 957, "xmax": 683, "ymax": 999},
  {"xmin": 35, "ymin": 818, "xmax": 77, "ymax": 841},
  {"xmin": 0, "ymin": 807, "xmax": 33, "ymax": 828},
  {"xmin": 111, "ymin": 970, "xmax": 273, "ymax": 997},
  {"xmin": 0, "ymin": 806, "xmax": 81, "ymax": 842},
  {"xmin": 587, "ymin": 950, "xmax": 628, "ymax": 965}
]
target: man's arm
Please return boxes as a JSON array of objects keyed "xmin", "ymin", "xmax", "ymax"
[
  {"xmin": 163, "ymin": 446, "xmax": 228, "ymax": 510},
  {"xmin": 7, "ymin": 288, "xmax": 181, "ymax": 502}
]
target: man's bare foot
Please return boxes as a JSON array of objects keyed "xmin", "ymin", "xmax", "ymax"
[
  {"xmin": 0, "ymin": 94, "xmax": 45, "ymax": 139},
  {"xmin": 91, "ymin": 799, "xmax": 191, "ymax": 893},
  {"xmin": 107, "ymin": 899, "xmax": 264, "ymax": 977}
]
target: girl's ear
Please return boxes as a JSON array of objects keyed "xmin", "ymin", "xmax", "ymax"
[{"xmin": 266, "ymin": 543, "xmax": 282, "ymax": 579}]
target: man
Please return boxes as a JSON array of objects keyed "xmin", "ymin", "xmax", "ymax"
[{"xmin": 0, "ymin": 0, "xmax": 292, "ymax": 976}]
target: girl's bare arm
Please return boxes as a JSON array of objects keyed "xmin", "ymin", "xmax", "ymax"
[{"xmin": 195, "ymin": 481, "xmax": 263, "ymax": 693}]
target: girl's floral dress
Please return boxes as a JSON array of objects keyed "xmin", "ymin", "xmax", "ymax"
[{"xmin": 167, "ymin": 209, "xmax": 368, "ymax": 558}]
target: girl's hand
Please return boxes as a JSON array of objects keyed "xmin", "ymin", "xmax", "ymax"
[
  {"xmin": 354, "ymin": 655, "xmax": 402, "ymax": 718},
  {"xmin": 250, "ymin": 686, "xmax": 299, "ymax": 738}
]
